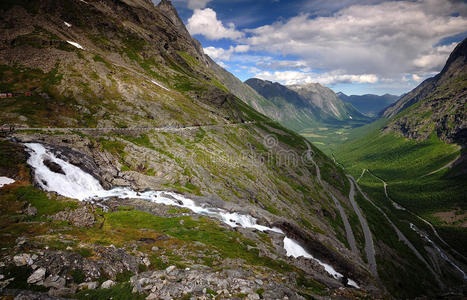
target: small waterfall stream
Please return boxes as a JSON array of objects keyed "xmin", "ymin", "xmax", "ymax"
[
  {"xmin": 410, "ymin": 223, "xmax": 467, "ymax": 281},
  {"xmin": 25, "ymin": 143, "xmax": 358, "ymax": 288}
]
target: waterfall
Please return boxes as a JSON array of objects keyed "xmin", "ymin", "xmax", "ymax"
[
  {"xmin": 24, "ymin": 143, "xmax": 359, "ymax": 288},
  {"xmin": 0, "ymin": 177, "xmax": 15, "ymax": 188}
]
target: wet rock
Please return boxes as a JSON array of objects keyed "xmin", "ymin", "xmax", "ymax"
[
  {"xmin": 51, "ymin": 206, "xmax": 95, "ymax": 227},
  {"xmin": 27, "ymin": 267, "xmax": 46, "ymax": 284},
  {"xmin": 43, "ymin": 159, "xmax": 65, "ymax": 175},
  {"xmin": 101, "ymin": 279, "xmax": 116, "ymax": 289}
]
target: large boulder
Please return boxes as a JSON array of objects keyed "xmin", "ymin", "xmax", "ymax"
[{"xmin": 27, "ymin": 267, "xmax": 46, "ymax": 284}]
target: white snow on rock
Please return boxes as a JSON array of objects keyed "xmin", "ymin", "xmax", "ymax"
[
  {"xmin": 64, "ymin": 22, "xmax": 72, "ymax": 28},
  {"xmin": 24, "ymin": 143, "xmax": 360, "ymax": 287},
  {"xmin": 67, "ymin": 41, "xmax": 84, "ymax": 50},
  {"xmin": 151, "ymin": 80, "xmax": 170, "ymax": 91},
  {"xmin": 0, "ymin": 176, "xmax": 15, "ymax": 188}
]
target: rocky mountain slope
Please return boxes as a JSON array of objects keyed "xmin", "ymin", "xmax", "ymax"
[
  {"xmin": 337, "ymin": 93, "xmax": 399, "ymax": 117},
  {"xmin": 382, "ymin": 38, "xmax": 467, "ymax": 146},
  {"xmin": 245, "ymin": 78, "xmax": 370, "ymax": 132},
  {"xmin": 287, "ymin": 83, "xmax": 364, "ymax": 121},
  {"xmin": 0, "ymin": 0, "xmax": 462, "ymax": 299},
  {"xmin": 0, "ymin": 0, "xmax": 389, "ymax": 299}
]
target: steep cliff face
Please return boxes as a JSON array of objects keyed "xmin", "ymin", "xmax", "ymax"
[
  {"xmin": 288, "ymin": 83, "xmax": 350, "ymax": 120},
  {"xmin": 382, "ymin": 38, "xmax": 467, "ymax": 146},
  {"xmin": 0, "ymin": 0, "xmax": 384, "ymax": 298}
]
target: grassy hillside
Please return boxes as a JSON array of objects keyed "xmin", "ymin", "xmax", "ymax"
[{"xmin": 332, "ymin": 121, "xmax": 466, "ymax": 254}]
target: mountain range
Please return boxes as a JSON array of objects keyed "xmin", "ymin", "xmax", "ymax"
[
  {"xmin": 337, "ymin": 93, "xmax": 399, "ymax": 117},
  {"xmin": 0, "ymin": 0, "xmax": 384, "ymax": 298},
  {"xmin": 0, "ymin": 0, "xmax": 465, "ymax": 299}
]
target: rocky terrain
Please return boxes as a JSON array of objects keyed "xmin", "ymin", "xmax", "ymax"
[
  {"xmin": 0, "ymin": 0, "xmax": 387, "ymax": 299},
  {"xmin": 382, "ymin": 38, "xmax": 467, "ymax": 147},
  {"xmin": 0, "ymin": 0, "xmax": 464, "ymax": 299}
]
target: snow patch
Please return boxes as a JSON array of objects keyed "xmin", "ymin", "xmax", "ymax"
[
  {"xmin": 0, "ymin": 177, "xmax": 15, "ymax": 188},
  {"xmin": 67, "ymin": 41, "xmax": 84, "ymax": 50},
  {"xmin": 64, "ymin": 22, "xmax": 72, "ymax": 28},
  {"xmin": 151, "ymin": 80, "xmax": 170, "ymax": 91}
]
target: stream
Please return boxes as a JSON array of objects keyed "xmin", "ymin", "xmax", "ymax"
[{"xmin": 24, "ymin": 143, "xmax": 359, "ymax": 288}]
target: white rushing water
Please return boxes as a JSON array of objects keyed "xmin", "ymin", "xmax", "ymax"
[
  {"xmin": 24, "ymin": 143, "xmax": 358, "ymax": 287},
  {"xmin": 0, "ymin": 177, "xmax": 15, "ymax": 188},
  {"xmin": 410, "ymin": 223, "xmax": 467, "ymax": 281}
]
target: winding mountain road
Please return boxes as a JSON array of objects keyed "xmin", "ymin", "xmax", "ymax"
[
  {"xmin": 364, "ymin": 169, "xmax": 467, "ymax": 265},
  {"xmin": 330, "ymin": 193, "xmax": 359, "ymax": 256},
  {"xmin": 11, "ymin": 122, "xmax": 256, "ymax": 134},
  {"xmin": 346, "ymin": 176, "xmax": 377, "ymax": 277},
  {"xmin": 348, "ymin": 175, "xmax": 444, "ymax": 288},
  {"xmin": 305, "ymin": 142, "xmax": 359, "ymax": 257}
]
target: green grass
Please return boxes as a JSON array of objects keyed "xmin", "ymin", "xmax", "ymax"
[
  {"xmin": 93, "ymin": 54, "xmax": 112, "ymax": 68},
  {"xmin": 7, "ymin": 185, "xmax": 78, "ymax": 217},
  {"xmin": 332, "ymin": 120, "xmax": 467, "ymax": 295},
  {"xmin": 334, "ymin": 125, "xmax": 462, "ymax": 213},
  {"xmin": 105, "ymin": 210, "xmax": 294, "ymax": 273},
  {"xmin": 354, "ymin": 188, "xmax": 438, "ymax": 298}
]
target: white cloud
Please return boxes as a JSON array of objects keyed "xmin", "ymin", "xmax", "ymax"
[
  {"xmin": 203, "ymin": 45, "xmax": 250, "ymax": 61},
  {"xmin": 187, "ymin": 8, "xmax": 243, "ymax": 40},
  {"xmin": 256, "ymin": 60, "xmax": 309, "ymax": 70},
  {"xmin": 217, "ymin": 61, "xmax": 228, "ymax": 68},
  {"xmin": 234, "ymin": 44, "xmax": 250, "ymax": 53},
  {"xmin": 412, "ymin": 74, "xmax": 422, "ymax": 82},
  {"xmin": 255, "ymin": 70, "xmax": 378, "ymax": 86},
  {"xmin": 244, "ymin": 0, "xmax": 467, "ymax": 78},
  {"xmin": 413, "ymin": 42, "xmax": 458, "ymax": 70}
]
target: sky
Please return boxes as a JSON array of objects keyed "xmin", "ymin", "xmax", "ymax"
[{"xmin": 156, "ymin": 0, "xmax": 467, "ymax": 96}]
